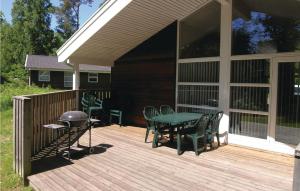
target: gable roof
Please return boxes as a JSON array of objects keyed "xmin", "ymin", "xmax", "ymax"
[
  {"xmin": 56, "ymin": 0, "xmax": 211, "ymax": 66},
  {"xmin": 25, "ymin": 55, "xmax": 111, "ymax": 73}
]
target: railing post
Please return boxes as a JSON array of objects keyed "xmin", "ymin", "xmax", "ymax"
[
  {"xmin": 13, "ymin": 97, "xmax": 32, "ymax": 184},
  {"xmin": 293, "ymin": 143, "xmax": 300, "ymax": 191},
  {"xmin": 76, "ymin": 90, "xmax": 80, "ymax": 110}
]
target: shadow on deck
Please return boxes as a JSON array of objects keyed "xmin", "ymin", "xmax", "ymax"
[{"xmin": 28, "ymin": 125, "xmax": 294, "ymax": 191}]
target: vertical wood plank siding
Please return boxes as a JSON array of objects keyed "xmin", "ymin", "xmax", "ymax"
[{"xmin": 112, "ymin": 22, "xmax": 177, "ymax": 126}]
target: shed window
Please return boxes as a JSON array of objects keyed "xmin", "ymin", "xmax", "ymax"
[
  {"xmin": 88, "ymin": 73, "xmax": 98, "ymax": 83},
  {"xmin": 38, "ymin": 71, "xmax": 50, "ymax": 82},
  {"xmin": 64, "ymin": 72, "xmax": 73, "ymax": 88}
]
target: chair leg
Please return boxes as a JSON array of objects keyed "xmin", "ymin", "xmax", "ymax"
[
  {"xmin": 177, "ymin": 133, "xmax": 182, "ymax": 155},
  {"xmin": 203, "ymin": 135, "xmax": 207, "ymax": 152},
  {"xmin": 118, "ymin": 112, "xmax": 122, "ymax": 126},
  {"xmin": 152, "ymin": 130, "xmax": 159, "ymax": 148},
  {"xmin": 145, "ymin": 128, "xmax": 150, "ymax": 143},
  {"xmin": 193, "ymin": 138, "xmax": 199, "ymax": 156},
  {"xmin": 216, "ymin": 133, "xmax": 220, "ymax": 146}
]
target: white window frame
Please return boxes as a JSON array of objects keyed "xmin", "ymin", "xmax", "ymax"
[
  {"xmin": 64, "ymin": 72, "xmax": 73, "ymax": 88},
  {"xmin": 88, "ymin": 73, "xmax": 98, "ymax": 83},
  {"xmin": 38, "ymin": 71, "xmax": 50, "ymax": 82}
]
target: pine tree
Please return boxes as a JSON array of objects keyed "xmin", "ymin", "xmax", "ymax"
[{"xmin": 55, "ymin": 0, "xmax": 94, "ymax": 42}]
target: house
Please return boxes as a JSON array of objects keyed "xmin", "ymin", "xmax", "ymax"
[
  {"xmin": 25, "ymin": 55, "xmax": 111, "ymax": 89},
  {"xmin": 12, "ymin": 1, "xmax": 300, "ymax": 187},
  {"xmin": 54, "ymin": 0, "xmax": 300, "ymax": 155}
]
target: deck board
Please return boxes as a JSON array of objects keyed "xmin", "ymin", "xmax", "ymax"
[{"xmin": 28, "ymin": 125, "xmax": 294, "ymax": 191}]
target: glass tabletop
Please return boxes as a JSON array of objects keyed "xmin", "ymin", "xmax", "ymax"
[{"xmin": 152, "ymin": 112, "xmax": 202, "ymax": 125}]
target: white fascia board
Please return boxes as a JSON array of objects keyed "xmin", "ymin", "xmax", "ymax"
[
  {"xmin": 57, "ymin": 0, "xmax": 132, "ymax": 63},
  {"xmin": 24, "ymin": 54, "xmax": 29, "ymax": 67}
]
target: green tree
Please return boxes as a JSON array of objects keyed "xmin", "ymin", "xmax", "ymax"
[
  {"xmin": 12, "ymin": 0, "xmax": 56, "ymax": 55},
  {"xmin": 262, "ymin": 16, "xmax": 300, "ymax": 52},
  {"xmin": 56, "ymin": 0, "xmax": 94, "ymax": 42},
  {"xmin": 0, "ymin": 0, "xmax": 57, "ymax": 82}
]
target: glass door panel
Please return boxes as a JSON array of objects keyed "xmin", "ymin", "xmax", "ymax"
[{"xmin": 276, "ymin": 62, "xmax": 300, "ymax": 145}]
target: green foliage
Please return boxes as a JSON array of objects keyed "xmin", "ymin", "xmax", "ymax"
[
  {"xmin": 55, "ymin": 0, "xmax": 94, "ymax": 42},
  {"xmin": 56, "ymin": 0, "xmax": 77, "ymax": 40},
  {"xmin": 0, "ymin": 83, "xmax": 53, "ymax": 112},
  {"xmin": 1, "ymin": 0, "xmax": 59, "ymax": 82},
  {"xmin": 0, "ymin": 84, "xmax": 54, "ymax": 190},
  {"xmin": 262, "ymin": 16, "xmax": 300, "ymax": 52}
]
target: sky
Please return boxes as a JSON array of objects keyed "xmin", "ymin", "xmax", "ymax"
[{"xmin": 0, "ymin": 0, "xmax": 104, "ymax": 29}]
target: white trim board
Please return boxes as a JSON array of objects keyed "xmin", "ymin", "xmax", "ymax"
[{"xmin": 228, "ymin": 134, "xmax": 295, "ymax": 155}]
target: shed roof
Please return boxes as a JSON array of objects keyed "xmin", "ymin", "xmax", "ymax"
[{"xmin": 25, "ymin": 55, "xmax": 111, "ymax": 73}]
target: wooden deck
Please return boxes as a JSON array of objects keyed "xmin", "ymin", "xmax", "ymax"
[{"xmin": 28, "ymin": 125, "xmax": 294, "ymax": 191}]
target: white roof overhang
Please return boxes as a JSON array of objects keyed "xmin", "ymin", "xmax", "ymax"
[{"xmin": 57, "ymin": 0, "xmax": 211, "ymax": 66}]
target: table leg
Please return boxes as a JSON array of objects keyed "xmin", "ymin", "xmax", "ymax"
[
  {"xmin": 169, "ymin": 126, "xmax": 174, "ymax": 143},
  {"xmin": 152, "ymin": 130, "xmax": 159, "ymax": 148}
]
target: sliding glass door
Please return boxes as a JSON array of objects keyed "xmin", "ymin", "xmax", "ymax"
[{"xmin": 275, "ymin": 60, "xmax": 300, "ymax": 145}]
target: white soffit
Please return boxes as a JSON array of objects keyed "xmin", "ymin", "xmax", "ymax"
[{"xmin": 57, "ymin": 0, "xmax": 211, "ymax": 66}]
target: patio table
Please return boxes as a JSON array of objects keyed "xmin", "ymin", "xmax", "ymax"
[{"xmin": 151, "ymin": 112, "xmax": 202, "ymax": 148}]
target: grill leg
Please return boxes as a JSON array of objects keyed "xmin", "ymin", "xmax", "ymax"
[
  {"xmin": 56, "ymin": 129, "xmax": 59, "ymax": 156},
  {"xmin": 77, "ymin": 127, "xmax": 80, "ymax": 147},
  {"xmin": 68, "ymin": 126, "xmax": 71, "ymax": 160},
  {"xmin": 89, "ymin": 126, "xmax": 91, "ymax": 148}
]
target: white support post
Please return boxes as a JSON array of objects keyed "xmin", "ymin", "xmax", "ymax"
[
  {"xmin": 218, "ymin": 0, "xmax": 232, "ymax": 143},
  {"xmin": 72, "ymin": 61, "xmax": 80, "ymax": 90}
]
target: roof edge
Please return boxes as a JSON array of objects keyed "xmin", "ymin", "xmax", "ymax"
[
  {"xmin": 56, "ymin": 0, "xmax": 132, "ymax": 63},
  {"xmin": 26, "ymin": 67, "xmax": 111, "ymax": 74}
]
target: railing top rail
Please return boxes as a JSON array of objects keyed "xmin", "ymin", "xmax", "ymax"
[
  {"xmin": 13, "ymin": 96, "xmax": 32, "ymax": 100},
  {"xmin": 13, "ymin": 90, "xmax": 76, "ymax": 99}
]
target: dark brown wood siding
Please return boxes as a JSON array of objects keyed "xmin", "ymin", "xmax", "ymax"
[
  {"xmin": 111, "ymin": 22, "xmax": 177, "ymax": 126},
  {"xmin": 80, "ymin": 72, "xmax": 111, "ymax": 90},
  {"xmin": 30, "ymin": 70, "xmax": 111, "ymax": 90},
  {"xmin": 30, "ymin": 70, "xmax": 65, "ymax": 89}
]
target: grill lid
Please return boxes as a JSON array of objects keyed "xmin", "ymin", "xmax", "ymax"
[{"xmin": 60, "ymin": 111, "xmax": 88, "ymax": 122}]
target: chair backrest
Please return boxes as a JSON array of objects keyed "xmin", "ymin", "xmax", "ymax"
[
  {"xmin": 95, "ymin": 99, "xmax": 103, "ymax": 109},
  {"xmin": 194, "ymin": 114, "xmax": 211, "ymax": 135},
  {"xmin": 210, "ymin": 111, "xmax": 223, "ymax": 133},
  {"xmin": 143, "ymin": 106, "xmax": 159, "ymax": 129},
  {"xmin": 160, "ymin": 105, "xmax": 174, "ymax": 115},
  {"xmin": 143, "ymin": 106, "xmax": 159, "ymax": 121},
  {"xmin": 81, "ymin": 96, "xmax": 90, "ymax": 113}
]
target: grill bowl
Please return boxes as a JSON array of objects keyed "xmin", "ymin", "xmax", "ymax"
[{"xmin": 60, "ymin": 111, "xmax": 88, "ymax": 127}]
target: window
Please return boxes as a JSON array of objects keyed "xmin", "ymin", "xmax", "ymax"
[
  {"xmin": 177, "ymin": 61, "xmax": 220, "ymax": 109},
  {"xmin": 232, "ymin": 0, "xmax": 300, "ymax": 55},
  {"xmin": 88, "ymin": 73, "xmax": 98, "ymax": 83},
  {"xmin": 64, "ymin": 72, "xmax": 73, "ymax": 88},
  {"xmin": 38, "ymin": 71, "xmax": 50, "ymax": 82},
  {"xmin": 179, "ymin": 1, "xmax": 221, "ymax": 58}
]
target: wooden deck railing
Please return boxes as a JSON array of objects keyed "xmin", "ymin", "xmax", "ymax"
[{"xmin": 13, "ymin": 89, "xmax": 110, "ymax": 181}]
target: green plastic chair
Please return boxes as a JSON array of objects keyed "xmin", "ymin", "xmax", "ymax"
[
  {"xmin": 81, "ymin": 94, "xmax": 103, "ymax": 118},
  {"xmin": 81, "ymin": 96, "xmax": 90, "ymax": 114},
  {"xmin": 143, "ymin": 106, "xmax": 159, "ymax": 143},
  {"xmin": 177, "ymin": 114, "xmax": 210, "ymax": 155},
  {"xmin": 159, "ymin": 105, "xmax": 175, "ymax": 115},
  {"xmin": 206, "ymin": 111, "xmax": 223, "ymax": 148}
]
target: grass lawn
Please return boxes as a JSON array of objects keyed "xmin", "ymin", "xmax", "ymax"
[{"xmin": 0, "ymin": 83, "xmax": 54, "ymax": 190}]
